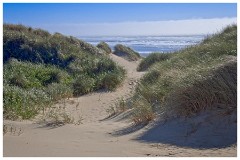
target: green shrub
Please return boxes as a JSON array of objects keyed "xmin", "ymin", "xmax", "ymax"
[
  {"xmin": 32, "ymin": 29, "xmax": 51, "ymax": 37},
  {"xmin": 113, "ymin": 44, "xmax": 141, "ymax": 61},
  {"xmin": 102, "ymin": 71, "xmax": 125, "ymax": 91},
  {"xmin": 3, "ymin": 85, "xmax": 51, "ymax": 120},
  {"xmin": 3, "ymin": 24, "xmax": 104, "ymax": 65},
  {"xmin": 9, "ymin": 74, "xmax": 29, "ymax": 88},
  {"xmin": 68, "ymin": 55, "xmax": 126, "ymax": 92},
  {"xmin": 4, "ymin": 59, "xmax": 71, "ymax": 89},
  {"xmin": 97, "ymin": 41, "xmax": 112, "ymax": 54},
  {"xmin": 72, "ymin": 74, "xmax": 95, "ymax": 96},
  {"xmin": 44, "ymin": 83, "xmax": 73, "ymax": 101},
  {"xmin": 3, "ymin": 24, "xmax": 126, "ymax": 120}
]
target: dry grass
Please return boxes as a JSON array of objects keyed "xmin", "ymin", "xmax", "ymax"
[
  {"xmin": 106, "ymin": 97, "xmax": 128, "ymax": 117},
  {"xmin": 37, "ymin": 99, "xmax": 84, "ymax": 127},
  {"xmin": 166, "ymin": 60, "xmax": 237, "ymax": 117},
  {"xmin": 131, "ymin": 96, "xmax": 155, "ymax": 124}
]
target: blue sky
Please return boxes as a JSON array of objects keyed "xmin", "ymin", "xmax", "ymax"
[{"xmin": 3, "ymin": 3, "xmax": 237, "ymax": 36}]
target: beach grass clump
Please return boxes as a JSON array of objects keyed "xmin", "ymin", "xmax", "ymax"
[
  {"xmin": 137, "ymin": 52, "xmax": 173, "ymax": 71},
  {"xmin": 130, "ymin": 24, "xmax": 237, "ymax": 123},
  {"xmin": 101, "ymin": 68, "xmax": 126, "ymax": 91},
  {"xmin": 106, "ymin": 97, "xmax": 128, "ymax": 117},
  {"xmin": 68, "ymin": 55, "xmax": 126, "ymax": 93},
  {"xmin": 166, "ymin": 60, "xmax": 237, "ymax": 117},
  {"xmin": 131, "ymin": 96, "xmax": 155, "ymax": 124},
  {"xmin": 73, "ymin": 74, "xmax": 95, "ymax": 96},
  {"xmin": 44, "ymin": 83, "xmax": 73, "ymax": 101},
  {"xmin": 113, "ymin": 44, "xmax": 141, "ymax": 61},
  {"xmin": 97, "ymin": 41, "xmax": 112, "ymax": 54},
  {"xmin": 3, "ymin": 24, "xmax": 126, "ymax": 120}
]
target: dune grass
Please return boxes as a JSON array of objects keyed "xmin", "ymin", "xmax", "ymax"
[
  {"xmin": 113, "ymin": 44, "xmax": 141, "ymax": 61},
  {"xmin": 167, "ymin": 60, "xmax": 237, "ymax": 117},
  {"xmin": 137, "ymin": 52, "xmax": 173, "ymax": 71},
  {"xmin": 3, "ymin": 24, "xmax": 126, "ymax": 120},
  {"xmin": 130, "ymin": 25, "xmax": 237, "ymax": 123},
  {"xmin": 97, "ymin": 41, "xmax": 112, "ymax": 54}
]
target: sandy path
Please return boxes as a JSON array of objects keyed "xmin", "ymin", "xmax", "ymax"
[
  {"xmin": 69, "ymin": 54, "xmax": 145, "ymax": 124},
  {"xmin": 3, "ymin": 54, "xmax": 236, "ymax": 157}
]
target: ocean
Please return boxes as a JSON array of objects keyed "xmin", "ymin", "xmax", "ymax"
[{"xmin": 79, "ymin": 35, "xmax": 206, "ymax": 57}]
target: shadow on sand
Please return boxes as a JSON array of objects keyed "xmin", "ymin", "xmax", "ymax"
[
  {"xmin": 134, "ymin": 111, "xmax": 237, "ymax": 149},
  {"xmin": 111, "ymin": 122, "xmax": 147, "ymax": 136},
  {"xmin": 34, "ymin": 121, "xmax": 66, "ymax": 130},
  {"xmin": 100, "ymin": 109, "xmax": 133, "ymax": 122}
]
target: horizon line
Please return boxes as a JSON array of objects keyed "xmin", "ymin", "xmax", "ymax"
[{"xmin": 77, "ymin": 34, "xmax": 207, "ymax": 37}]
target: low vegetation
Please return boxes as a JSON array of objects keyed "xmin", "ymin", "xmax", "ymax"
[
  {"xmin": 137, "ymin": 52, "xmax": 173, "ymax": 71},
  {"xmin": 97, "ymin": 41, "xmax": 112, "ymax": 54},
  {"xmin": 106, "ymin": 97, "xmax": 128, "ymax": 117},
  {"xmin": 130, "ymin": 25, "xmax": 237, "ymax": 123},
  {"xmin": 3, "ymin": 24, "xmax": 126, "ymax": 120},
  {"xmin": 37, "ymin": 99, "xmax": 83, "ymax": 127},
  {"xmin": 113, "ymin": 44, "xmax": 141, "ymax": 61}
]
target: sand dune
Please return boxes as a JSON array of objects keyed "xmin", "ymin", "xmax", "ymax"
[{"xmin": 3, "ymin": 54, "xmax": 236, "ymax": 157}]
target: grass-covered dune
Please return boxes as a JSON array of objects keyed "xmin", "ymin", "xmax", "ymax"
[
  {"xmin": 113, "ymin": 44, "xmax": 141, "ymax": 61},
  {"xmin": 137, "ymin": 52, "xmax": 173, "ymax": 71},
  {"xmin": 97, "ymin": 41, "xmax": 112, "ymax": 54},
  {"xmin": 3, "ymin": 24, "xmax": 126, "ymax": 120},
  {"xmin": 130, "ymin": 25, "xmax": 237, "ymax": 123}
]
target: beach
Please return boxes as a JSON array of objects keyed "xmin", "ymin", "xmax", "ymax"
[{"xmin": 3, "ymin": 54, "xmax": 236, "ymax": 157}]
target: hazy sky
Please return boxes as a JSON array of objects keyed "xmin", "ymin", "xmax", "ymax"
[{"xmin": 3, "ymin": 3, "xmax": 237, "ymax": 36}]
